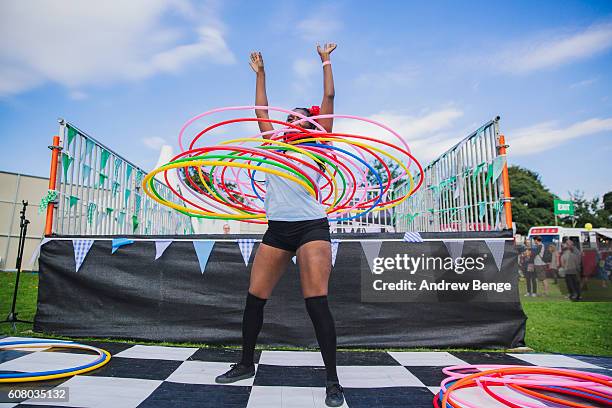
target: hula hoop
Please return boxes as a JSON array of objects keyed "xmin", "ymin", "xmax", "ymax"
[
  {"xmin": 436, "ymin": 365, "xmax": 612, "ymax": 408},
  {"xmin": 0, "ymin": 340, "xmax": 111, "ymax": 383},
  {"xmin": 145, "ymin": 106, "xmax": 423, "ymax": 222}
]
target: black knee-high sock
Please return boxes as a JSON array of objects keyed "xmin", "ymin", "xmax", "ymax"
[
  {"xmin": 305, "ymin": 295, "xmax": 338, "ymax": 382},
  {"xmin": 240, "ymin": 292, "xmax": 267, "ymax": 366}
]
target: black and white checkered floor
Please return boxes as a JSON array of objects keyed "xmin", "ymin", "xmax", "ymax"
[{"xmin": 1, "ymin": 336, "xmax": 611, "ymax": 408}]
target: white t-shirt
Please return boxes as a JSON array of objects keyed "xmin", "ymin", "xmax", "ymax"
[
  {"xmin": 263, "ymin": 151, "xmax": 327, "ymax": 221},
  {"xmin": 534, "ymin": 244, "xmax": 547, "ymax": 266}
]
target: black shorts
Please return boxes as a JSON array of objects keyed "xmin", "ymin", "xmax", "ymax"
[{"xmin": 262, "ymin": 218, "xmax": 331, "ymax": 253}]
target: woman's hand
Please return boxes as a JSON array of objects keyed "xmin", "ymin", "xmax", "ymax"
[
  {"xmin": 317, "ymin": 43, "xmax": 337, "ymax": 62},
  {"xmin": 249, "ymin": 51, "xmax": 264, "ymax": 73}
]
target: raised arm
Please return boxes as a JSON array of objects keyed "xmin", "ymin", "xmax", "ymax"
[
  {"xmin": 250, "ymin": 51, "xmax": 274, "ymax": 137},
  {"xmin": 316, "ymin": 43, "xmax": 337, "ymax": 133}
]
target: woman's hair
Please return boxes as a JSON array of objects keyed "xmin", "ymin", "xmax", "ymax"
[{"xmin": 287, "ymin": 107, "xmax": 315, "ymax": 129}]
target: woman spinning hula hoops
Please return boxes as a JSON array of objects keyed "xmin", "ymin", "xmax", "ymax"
[{"xmin": 215, "ymin": 43, "xmax": 345, "ymax": 407}]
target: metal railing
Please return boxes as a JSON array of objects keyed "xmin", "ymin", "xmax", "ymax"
[
  {"xmin": 393, "ymin": 116, "xmax": 512, "ymax": 232},
  {"xmin": 331, "ymin": 187, "xmax": 396, "ymax": 233},
  {"xmin": 49, "ymin": 119, "xmax": 193, "ymax": 235}
]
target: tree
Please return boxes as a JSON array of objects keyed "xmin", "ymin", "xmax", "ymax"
[
  {"xmin": 508, "ymin": 166, "xmax": 556, "ymax": 234},
  {"xmin": 366, "ymin": 159, "xmax": 404, "ymax": 192},
  {"xmin": 561, "ymin": 191, "xmax": 612, "ymax": 229},
  {"xmin": 603, "ymin": 191, "xmax": 612, "ymax": 212},
  {"xmin": 508, "ymin": 166, "xmax": 611, "ymax": 233}
]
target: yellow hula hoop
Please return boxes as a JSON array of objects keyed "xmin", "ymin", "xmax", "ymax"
[
  {"xmin": 143, "ymin": 136, "xmax": 416, "ymax": 219},
  {"xmin": 143, "ymin": 160, "xmax": 319, "ymax": 219},
  {"xmin": 0, "ymin": 343, "xmax": 111, "ymax": 383},
  {"xmin": 277, "ymin": 136, "xmax": 416, "ymax": 213}
]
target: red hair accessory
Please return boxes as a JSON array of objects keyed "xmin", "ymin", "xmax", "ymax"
[{"xmin": 310, "ymin": 105, "xmax": 320, "ymax": 116}]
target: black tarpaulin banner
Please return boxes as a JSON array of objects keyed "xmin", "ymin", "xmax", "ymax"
[{"xmin": 34, "ymin": 232, "xmax": 526, "ymax": 349}]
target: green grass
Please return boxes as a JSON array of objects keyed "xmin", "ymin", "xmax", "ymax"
[{"xmin": 2, "ymin": 272, "xmax": 611, "ymax": 356}]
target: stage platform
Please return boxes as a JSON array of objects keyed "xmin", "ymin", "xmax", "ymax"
[
  {"xmin": 34, "ymin": 231, "xmax": 526, "ymax": 349},
  {"xmin": 1, "ymin": 336, "xmax": 611, "ymax": 408}
]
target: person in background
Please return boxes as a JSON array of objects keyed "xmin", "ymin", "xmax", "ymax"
[
  {"xmin": 547, "ymin": 244, "xmax": 560, "ymax": 285},
  {"xmin": 532, "ymin": 236, "xmax": 549, "ymax": 296},
  {"xmin": 595, "ymin": 250, "xmax": 608, "ymax": 288},
  {"xmin": 223, "ymin": 223, "xmax": 231, "ymax": 234},
  {"xmin": 518, "ymin": 247, "xmax": 529, "ymax": 279},
  {"xmin": 523, "ymin": 248, "xmax": 537, "ymax": 297},
  {"xmin": 605, "ymin": 253, "xmax": 612, "ymax": 283},
  {"xmin": 561, "ymin": 240, "xmax": 582, "ymax": 301}
]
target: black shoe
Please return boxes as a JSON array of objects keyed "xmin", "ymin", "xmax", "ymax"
[
  {"xmin": 215, "ymin": 363, "xmax": 255, "ymax": 384},
  {"xmin": 325, "ymin": 382, "xmax": 344, "ymax": 407}
]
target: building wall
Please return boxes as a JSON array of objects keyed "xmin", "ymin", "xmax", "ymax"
[{"xmin": 0, "ymin": 171, "xmax": 48, "ymax": 271}]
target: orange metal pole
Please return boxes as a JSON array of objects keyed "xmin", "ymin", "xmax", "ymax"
[
  {"xmin": 44, "ymin": 136, "xmax": 61, "ymax": 236},
  {"xmin": 498, "ymin": 134, "xmax": 513, "ymax": 230}
]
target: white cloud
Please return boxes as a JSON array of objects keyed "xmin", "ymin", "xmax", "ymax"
[
  {"xmin": 291, "ymin": 58, "xmax": 319, "ymax": 96},
  {"xmin": 495, "ymin": 22, "xmax": 612, "ymax": 74},
  {"xmin": 569, "ymin": 77, "xmax": 598, "ymax": 89},
  {"xmin": 510, "ymin": 117, "xmax": 612, "ymax": 155},
  {"xmin": 293, "ymin": 58, "xmax": 319, "ymax": 79},
  {"xmin": 142, "ymin": 136, "xmax": 167, "ymax": 150},
  {"xmin": 0, "ymin": 0, "xmax": 235, "ymax": 97},
  {"xmin": 334, "ymin": 108, "xmax": 464, "ymax": 163},
  {"xmin": 296, "ymin": 6, "xmax": 342, "ymax": 40}
]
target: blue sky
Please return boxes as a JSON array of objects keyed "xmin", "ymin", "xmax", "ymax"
[{"xmin": 1, "ymin": 0, "xmax": 611, "ymax": 199}]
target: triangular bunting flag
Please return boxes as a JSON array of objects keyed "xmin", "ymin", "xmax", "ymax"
[
  {"xmin": 111, "ymin": 238, "xmax": 134, "ymax": 254},
  {"xmin": 484, "ymin": 163, "xmax": 494, "ymax": 184},
  {"xmin": 62, "ymin": 153, "xmax": 73, "ymax": 179},
  {"xmin": 492, "ymin": 156, "xmax": 506, "ymax": 182},
  {"xmin": 453, "ymin": 176, "xmax": 463, "ymax": 200},
  {"xmin": 112, "ymin": 181, "xmax": 120, "ymax": 196},
  {"xmin": 117, "ymin": 211, "xmax": 126, "ymax": 226},
  {"xmin": 28, "ymin": 238, "xmax": 51, "ymax": 269},
  {"xmin": 84, "ymin": 139, "xmax": 94, "ymax": 158},
  {"xmin": 155, "ymin": 240, "xmax": 173, "ymax": 260},
  {"xmin": 443, "ymin": 240, "xmax": 464, "ymax": 260},
  {"xmin": 98, "ymin": 173, "xmax": 107, "ymax": 188},
  {"xmin": 126, "ymin": 165, "xmax": 133, "ymax": 182},
  {"xmin": 82, "ymin": 164, "xmax": 92, "ymax": 181},
  {"xmin": 193, "ymin": 240, "xmax": 215, "ymax": 273},
  {"xmin": 87, "ymin": 202, "xmax": 97, "ymax": 225},
  {"xmin": 66, "ymin": 127, "xmax": 77, "ymax": 147},
  {"xmin": 69, "ymin": 195, "xmax": 79, "ymax": 208},
  {"xmin": 472, "ymin": 162, "xmax": 486, "ymax": 181},
  {"xmin": 360, "ymin": 240, "xmax": 382, "ymax": 273},
  {"xmin": 135, "ymin": 170, "xmax": 144, "ymax": 186},
  {"xmin": 331, "ymin": 239, "xmax": 340, "ymax": 267},
  {"xmin": 73, "ymin": 239, "xmax": 94, "ymax": 272},
  {"xmin": 113, "ymin": 157, "xmax": 123, "ymax": 179},
  {"xmin": 100, "ymin": 150, "xmax": 111, "ymax": 170},
  {"xmin": 478, "ymin": 201, "xmax": 487, "ymax": 221},
  {"xmin": 124, "ymin": 189, "xmax": 131, "ymax": 206},
  {"xmin": 485, "ymin": 240, "xmax": 506, "ymax": 271},
  {"xmin": 135, "ymin": 194, "xmax": 142, "ymax": 213},
  {"xmin": 132, "ymin": 215, "xmax": 139, "ymax": 232},
  {"xmin": 403, "ymin": 232, "xmax": 423, "ymax": 242},
  {"xmin": 237, "ymin": 239, "xmax": 256, "ymax": 266}
]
